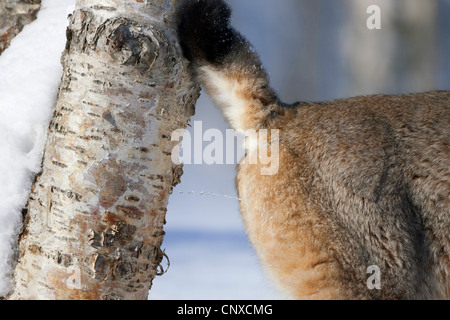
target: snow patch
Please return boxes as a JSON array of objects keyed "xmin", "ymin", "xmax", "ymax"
[{"xmin": 0, "ymin": 0, "xmax": 76, "ymax": 296}]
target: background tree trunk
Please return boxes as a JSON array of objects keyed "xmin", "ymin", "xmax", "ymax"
[
  {"xmin": 344, "ymin": 0, "xmax": 437, "ymax": 96},
  {"xmin": 8, "ymin": 0, "xmax": 199, "ymax": 300},
  {"xmin": 0, "ymin": 0, "xmax": 41, "ymax": 55}
]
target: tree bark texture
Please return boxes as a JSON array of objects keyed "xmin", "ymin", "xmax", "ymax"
[
  {"xmin": 9, "ymin": 0, "xmax": 199, "ymax": 300},
  {"xmin": 0, "ymin": 0, "xmax": 41, "ymax": 55}
]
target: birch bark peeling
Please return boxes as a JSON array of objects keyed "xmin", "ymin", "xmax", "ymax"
[{"xmin": 9, "ymin": 0, "xmax": 199, "ymax": 300}]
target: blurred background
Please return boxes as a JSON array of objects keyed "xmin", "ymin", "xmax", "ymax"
[{"xmin": 149, "ymin": 0, "xmax": 450, "ymax": 299}]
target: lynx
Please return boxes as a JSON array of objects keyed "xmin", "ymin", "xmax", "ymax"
[{"xmin": 176, "ymin": 0, "xmax": 449, "ymax": 299}]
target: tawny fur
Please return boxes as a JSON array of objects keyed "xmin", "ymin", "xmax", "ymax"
[
  {"xmin": 177, "ymin": 0, "xmax": 450, "ymax": 300},
  {"xmin": 237, "ymin": 92, "xmax": 450, "ymax": 299}
]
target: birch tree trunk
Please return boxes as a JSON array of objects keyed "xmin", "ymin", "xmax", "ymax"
[
  {"xmin": 8, "ymin": 0, "xmax": 199, "ymax": 300},
  {"xmin": 0, "ymin": 0, "xmax": 41, "ymax": 55}
]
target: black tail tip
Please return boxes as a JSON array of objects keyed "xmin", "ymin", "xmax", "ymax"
[{"xmin": 176, "ymin": 0, "xmax": 236, "ymax": 65}]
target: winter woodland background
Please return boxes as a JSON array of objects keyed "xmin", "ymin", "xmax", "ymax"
[{"xmin": 0, "ymin": 0, "xmax": 449, "ymax": 299}]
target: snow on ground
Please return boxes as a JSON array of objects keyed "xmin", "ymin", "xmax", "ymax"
[
  {"xmin": 148, "ymin": 229, "xmax": 280, "ymax": 300},
  {"xmin": 0, "ymin": 0, "xmax": 282, "ymax": 299},
  {"xmin": 0, "ymin": 0, "xmax": 76, "ymax": 296}
]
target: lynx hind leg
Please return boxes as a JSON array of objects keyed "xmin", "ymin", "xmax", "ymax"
[{"xmin": 236, "ymin": 150, "xmax": 371, "ymax": 300}]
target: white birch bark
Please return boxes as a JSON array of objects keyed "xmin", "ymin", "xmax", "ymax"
[{"xmin": 8, "ymin": 0, "xmax": 199, "ymax": 300}]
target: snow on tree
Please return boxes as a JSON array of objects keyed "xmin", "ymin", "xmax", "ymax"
[{"xmin": 4, "ymin": 0, "xmax": 199, "ymax": 299}]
